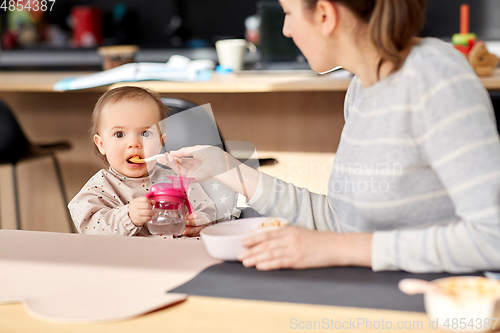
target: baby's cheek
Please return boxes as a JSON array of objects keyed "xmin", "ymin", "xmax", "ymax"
[{"xmin": 144, "ymin": 137, "xmax": 162, "ymax": 154}]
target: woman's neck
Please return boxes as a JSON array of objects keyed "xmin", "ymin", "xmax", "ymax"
[{"xmin": 341, "ymin": 36, "xmax": 421, "ymax": 88}]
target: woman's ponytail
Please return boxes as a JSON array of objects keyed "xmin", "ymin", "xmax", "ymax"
[{"xmin": 368, "ymin": 0, "xmax": 427, "ymax": 70}]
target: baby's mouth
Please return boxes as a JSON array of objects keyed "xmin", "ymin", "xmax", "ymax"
[{"xmin": 127, "ymin": 155, "xmax": 144, "ymax": 164}]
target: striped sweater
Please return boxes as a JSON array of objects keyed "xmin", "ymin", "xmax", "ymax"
[{"xmin": 249, "ymin": 38, "xmax": 500, "ymax": 273}]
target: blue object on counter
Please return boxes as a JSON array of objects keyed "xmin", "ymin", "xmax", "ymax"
[
  {"xmin": 196, "ymin": 69, "xmax": 213, "ymax": 81},
  {"xmin": 485, "ymin": 271, "xmax": 500, "ymax": 280},
  {"xmin": 216, "ymin": 65, "xmax": 233, "ymax": 75}
]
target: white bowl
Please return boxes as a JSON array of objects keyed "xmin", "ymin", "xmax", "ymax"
[
  {"xmin": 424, "ymin": 276, "xmax": 500, "ymax": 332},
  {"xmin": 200, "ymin": 217, "xmax": 289, "ymax": 261}
]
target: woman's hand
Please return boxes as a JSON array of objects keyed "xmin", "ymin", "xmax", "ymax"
[
  {"xmin": 238, "ymin": 226, "xmax": 372, "ymax": 270},
  {"xmin": 237, "ymin": 226, "xmax": 337, "ymax": 270},
  {"xmin": 157, "ymin": 145, "xmax": 260, "ymax": 200},
  {"xmin": 157, "ymin": 145, "xmax": 231, "ymax": 183}
]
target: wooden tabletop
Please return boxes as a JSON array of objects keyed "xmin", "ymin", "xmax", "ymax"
[
  {"xmin": 0, "ymin": 151, "xmax": 442, "ymax": 332},
  {"xmin": 479, "ymin": 69, "xmax": 500, "ymax": 90},
  {"xmin": 0, "ymin": 71, "xmax": 105, "ymax": 93},
  {"xmin": 0, "ymin": 295, "xmax": 436, "ymax": 333},
  {"xmin": 0, "ymin": 71, "xmax": 351, "ymax": 93},
  {"xmin": 1, "ymin": 68, "xmax": 499, "ymax": 93},
  {"xmin": 110, "ymin": 71, "xmax": 353, "ymax": 93}
]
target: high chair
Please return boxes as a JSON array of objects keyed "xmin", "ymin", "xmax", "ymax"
[{"xmin": 0, "ymin": 100, "xmax": 76, "ymax": 232}]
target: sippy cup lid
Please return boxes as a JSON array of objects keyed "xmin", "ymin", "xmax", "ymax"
[{"xmin": 145, "ymin": 175, "xmax": 195, "ymax": 214}]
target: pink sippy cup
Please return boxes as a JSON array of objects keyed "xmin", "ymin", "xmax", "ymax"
[{"xmin": 145, "ymin": 175, "xmax": 194, "ymax": 236}]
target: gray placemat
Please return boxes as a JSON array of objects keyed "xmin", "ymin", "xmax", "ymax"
[{"xmin": 169, "ymin": 262, "xmax": 481, "ymax": 312}]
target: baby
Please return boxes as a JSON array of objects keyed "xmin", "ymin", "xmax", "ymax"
[{"xmin": 68, "ymin": 86, "xmax": 216, "ymax": 236}]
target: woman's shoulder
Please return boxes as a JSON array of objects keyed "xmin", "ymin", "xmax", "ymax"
[
  {"xmin": 412, "ymin": 38, "xmax": 458, "ymax": 56},
  {"xmin": 399, "ymin": 37, "xmax": 484, "ymax": 97},
  {"xmin": 404, "ymin": 37, "xmax": 474, "ymax": 76}
]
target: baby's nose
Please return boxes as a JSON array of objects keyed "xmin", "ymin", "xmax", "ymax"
[{"xmin": 127, "ymin": 136, "xmax": 143, "ymax": 148}]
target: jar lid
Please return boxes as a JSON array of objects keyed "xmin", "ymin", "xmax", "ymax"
[{"xmin": 97, "ymin": 45, "xmax": 139, "ymax": 55}]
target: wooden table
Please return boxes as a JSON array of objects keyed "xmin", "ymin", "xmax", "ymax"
[
  {"xmin": 1, "ymin": 68, "xmax": 499, "ymax": 92},
  {"xmin": 0, "ymin": 70, "xmax": 352, "ymax": 93},
  {"xmin": 0, "ymin": 295, "xmax": 435, "ymax": 333},
  {"xmin": 479, "ymin": 68, "xmax": 500, "ymax": 90},
  {"xmin": 0, "ymin": 225, "xmax": 440, "ymax": 333}
]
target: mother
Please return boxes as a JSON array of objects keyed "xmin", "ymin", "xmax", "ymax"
[{"xmin": 167, "ymin": 0, "xmax": 500, "ymax": 273}]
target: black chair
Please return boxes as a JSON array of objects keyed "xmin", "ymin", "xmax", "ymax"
[
  {"xmin": 490, "ymin": 92, "xmax": 500, "ymax": 133},
  {"xmin": 0, "ymin": 100, "xmax": 76, "ymax": 232}
]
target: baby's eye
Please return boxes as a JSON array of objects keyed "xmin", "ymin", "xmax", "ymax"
[
  {"xmin": 141, "ymin": 130, "xmax": 152, "ymax": 138},
  {"xmin": 114, "ymin": 131, "xmax": 125, "ymax": 138}
]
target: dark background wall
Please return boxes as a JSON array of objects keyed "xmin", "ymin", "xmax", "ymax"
[
  {"xmin": 422, "ymin": 0, "xmax": 500, "ymax": 40},
  {"xmin": 2, "ymin": 0, "xmax": 260, "ymax": 48},
  {"xmin": 1, "ymin": 0, "xmax": 500, "ymax": 49}
]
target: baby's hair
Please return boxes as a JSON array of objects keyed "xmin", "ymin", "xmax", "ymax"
[
  {"xmin": 91, "ymin": 86, "xmax": 170, "ymax": 163},
  {"xmin": 303, "ymin": 0, "xmax": 427, "ymax": 71}
]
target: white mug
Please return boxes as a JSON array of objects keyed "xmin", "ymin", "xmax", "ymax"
[{"xmin": 215, "ymin": 39, "xmax": 257, "ymax": 71}]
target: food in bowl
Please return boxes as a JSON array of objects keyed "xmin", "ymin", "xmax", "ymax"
[
  {"xmin": 437, "ymin": 276, "xmax": 500, "ymax": 299},
  {"xmin": 258, "ymin": 217, "xmax": 286, "ymax": 229},
  {"xmin": 200, "ymin": 217, "xmax": 289, "ymax": 261},
  {"xmin": 424, "ymin": 276, "xmax": 500, "ymax": 332}
]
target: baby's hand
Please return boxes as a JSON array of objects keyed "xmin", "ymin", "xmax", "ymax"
[
  {"xmin": 183, "ymin": 212, "xmax": 212, "ymax": 237},
  {"xmin": 128, "ymin": 197, "xmax": 154, "ymax": 227}
]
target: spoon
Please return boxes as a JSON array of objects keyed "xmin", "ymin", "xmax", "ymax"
[{"xmin": 398, "ymin": 278, "xmax": 449, "ymax": 296}]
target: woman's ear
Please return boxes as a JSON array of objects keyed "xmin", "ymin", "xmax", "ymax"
[
  {"xmin": 161, "ymin": 133, "xmax": 167, "ymax": 145},
  {"xmin": 316, "ymin": 0, "xmax": 338, "ymax": 36},
  {"xmin": 93, "ymin": 134, "xmax": 106, "ymax": 155}
]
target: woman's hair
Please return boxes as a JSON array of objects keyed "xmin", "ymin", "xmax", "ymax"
[
  {"xmin": 91, "ymin": 86, "xmax": 170, "ymax": 162},
  {"xmin": 304, "ymin": 0, "xmax": 427, "ymax": 71}
]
